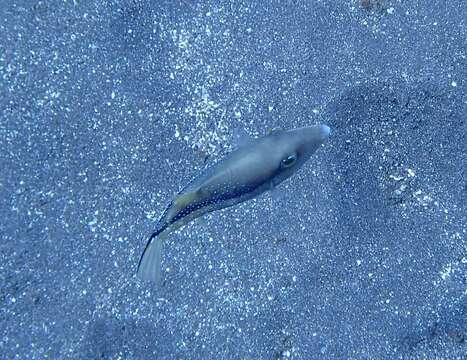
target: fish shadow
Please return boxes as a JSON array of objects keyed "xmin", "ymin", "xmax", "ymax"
[{"xmin": 81, "ymin": 316, "xmax": 178, "ymax": 360}]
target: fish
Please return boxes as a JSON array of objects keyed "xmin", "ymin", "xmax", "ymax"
[{"xmin": 137, "ymin": 124, "xmax": 331, "ymax": 284}]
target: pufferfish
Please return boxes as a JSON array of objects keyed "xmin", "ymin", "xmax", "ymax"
[{"xmin": 137, "ymin": 124, "xmax": 331, "ymax": 284}]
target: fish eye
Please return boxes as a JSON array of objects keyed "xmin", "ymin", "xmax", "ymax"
[{"xmin": 281, "ymin": 153, "xmax": 297, "ymax": 168}]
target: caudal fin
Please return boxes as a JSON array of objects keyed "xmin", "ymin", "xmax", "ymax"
[{"xmin": 137, "ymin": 232, "xmax": 165, "ymax": 284}]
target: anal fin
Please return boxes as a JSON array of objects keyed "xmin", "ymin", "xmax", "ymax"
[{"xmin": 167, "ymin": 190, "xmax": 200, "ymax": 220}]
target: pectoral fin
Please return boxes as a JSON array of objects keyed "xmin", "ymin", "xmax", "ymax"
[{"xmin": 270, "ymin": 184, "xmax": 285, "ymax": 205}]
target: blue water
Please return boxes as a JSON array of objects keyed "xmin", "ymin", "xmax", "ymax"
[{"xmin": 1, "ymin": 1, "xmax": 465, "ymax": 359}]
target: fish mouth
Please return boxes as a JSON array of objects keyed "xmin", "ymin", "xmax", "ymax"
[{"xmin": 320, "ymin": 124, "xmax": 331, "ymax": 140}]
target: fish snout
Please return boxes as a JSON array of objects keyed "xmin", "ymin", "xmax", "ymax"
[
  {"xmin": 293, "ymin": 124, "xmax": 331, "ymax": 158},
  {"xmin": 319, "ymin": 124, "xmax": 331, "ymax": 141}
]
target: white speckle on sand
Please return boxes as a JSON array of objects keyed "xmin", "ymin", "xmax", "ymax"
[
  {"xmin": 389, "ymin": 174, "xmax": 404, "ymax": 181},
  {"xmin": 440, "ymin": 263, "xmax": 453, "ymax": 280},
  {"xmin": 394, "ymin": 184, "xmax": 407, "ymax": 195}
]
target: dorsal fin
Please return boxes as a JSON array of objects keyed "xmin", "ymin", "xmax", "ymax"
[{"xmin": 267, "ymin": 127, "xmax": 284, "ymax": 135}]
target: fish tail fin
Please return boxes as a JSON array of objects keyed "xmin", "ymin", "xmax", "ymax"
[{"xmin": 137, "ymin": 230, "xmax": 166, "ymax": 284}]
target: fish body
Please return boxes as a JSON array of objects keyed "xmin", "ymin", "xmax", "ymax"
[{"xmin": 137, "ymin": 124, "xmax": 331, "ymax": 283}]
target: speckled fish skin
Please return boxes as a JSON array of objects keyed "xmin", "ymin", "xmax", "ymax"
[{"xmin": 137, "ymin": 124, "xmax": 331, "ymax": 284}]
